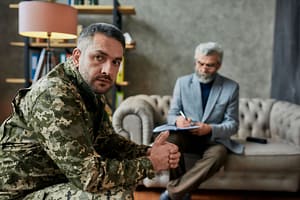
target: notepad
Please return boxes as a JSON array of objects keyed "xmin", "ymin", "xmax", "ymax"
[{"xmin": 153, "ymin": 124, "xmax": 200, "ymax": 133}]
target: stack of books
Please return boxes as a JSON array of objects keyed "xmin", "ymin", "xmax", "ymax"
[{"xmin": 68, "ymin": 0, "xmax": 99, "ymax": 5}]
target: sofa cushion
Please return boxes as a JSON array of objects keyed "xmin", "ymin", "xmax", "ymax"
[
  {"xmin": 243, "ymin": 140, "xmax": 300, "ymax": 155},
  {"xmin": 224, "ymin": 140, "xmax": 300, "ymax": 172},
  {"xmin": 182, "ymin": 140, "xmax": 300, "ymax": 172}
]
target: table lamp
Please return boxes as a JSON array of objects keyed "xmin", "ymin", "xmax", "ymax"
[{"xmin": 18, "ymin": 1, "xmax": 77, "ymax": 80}]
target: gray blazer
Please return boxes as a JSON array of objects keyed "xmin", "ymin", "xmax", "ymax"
[{"xmin": 167, "ymin": 73, "xmax": 244, "ymax": 154}]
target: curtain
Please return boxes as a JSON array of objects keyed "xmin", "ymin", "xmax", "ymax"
[{"xmin": 271, "ymin": 0, "xmax": 300, "ymax": 104}]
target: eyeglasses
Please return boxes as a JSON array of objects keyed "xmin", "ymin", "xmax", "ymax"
[{"xmin": 195, "ymin": 60, "xmax": 219, "ymax": 68}]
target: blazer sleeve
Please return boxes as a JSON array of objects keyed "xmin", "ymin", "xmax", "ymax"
[{"xmin": 210, "ymin": 83, "xmax": 239, "ymax": 139}]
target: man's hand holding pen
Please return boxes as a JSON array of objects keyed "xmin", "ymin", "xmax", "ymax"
[
  {"xmin": 176, "ymin": 111, "xmax": 212, "ymax": 136},
  {"xmin": 176, "ymin": 112, "xmax": 193, "ymax": 127},
  {"xmin": 177, "ymin": 111, "xmax": 194, "ymax": 127}
]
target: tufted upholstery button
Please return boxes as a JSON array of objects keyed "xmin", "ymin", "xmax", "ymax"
[
  {"xmin": 240, "ymin": 113, "xmax": 245, "ymax": 119},
  {"xmin": 279, "ymin": 119, "xmax": 283, "ymax": 125},
  {"xmin": 248, "ymin": 125, "xmax": 252, "ymax": 132},
  {"xmin": 246, "ymin": 102, "xmax": 249, "ymax": 109},
  {"xmin": 262, "ymin": 124, "xmax": 267, "ymax": 132},
  {"xmin": 152, "ymin": 98, "xmax": 158, "ymax": 106}
]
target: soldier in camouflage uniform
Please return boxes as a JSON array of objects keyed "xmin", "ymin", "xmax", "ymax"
[{"xmin": 0, "ymin": 23, "xmax": 180, "ymax": 200}]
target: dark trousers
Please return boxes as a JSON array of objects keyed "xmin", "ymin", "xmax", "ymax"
[{"xmin": 166, "ymin": 131, "xmax": 227, "ymax": 200}]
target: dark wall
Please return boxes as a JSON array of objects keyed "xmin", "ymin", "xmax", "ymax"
[
  {"xmin": 120, "ymin": 0, "xmax": 275, "ymax": 99},
  {"xmin": 0, "ymin": 0, "xmax": 25, "ymax": 122}
]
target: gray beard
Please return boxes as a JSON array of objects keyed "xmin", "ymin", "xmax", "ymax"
[{"xmin": 196, "ymin": 72, "xmax": 217, "ymax": 83}]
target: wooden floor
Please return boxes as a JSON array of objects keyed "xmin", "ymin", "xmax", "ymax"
[{"xmin": 133, "ymin": 187, "xmax": 300, "ymax": 200}]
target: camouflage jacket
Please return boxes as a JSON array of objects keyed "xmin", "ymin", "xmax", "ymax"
[{"xmin": 0, "ymin": 58, "xmax": 155, "ymax": 198}]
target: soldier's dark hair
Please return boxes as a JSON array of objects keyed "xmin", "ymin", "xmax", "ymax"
[{"xmin": 77, "ymin": 23, "xmax": 125, "ymax": 50}]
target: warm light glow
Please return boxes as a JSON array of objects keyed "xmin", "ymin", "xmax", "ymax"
[{"xmin": 19, "ymin": 1, "xmax": 78, "ymax": 39}]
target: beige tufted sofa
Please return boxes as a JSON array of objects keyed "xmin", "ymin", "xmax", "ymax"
[{"xmin": 112, "ymin": 95, "xmax": 300, "ymax": 192}]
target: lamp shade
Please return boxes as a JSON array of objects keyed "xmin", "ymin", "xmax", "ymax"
[{"xmin": 19, "ymin": 1, "xmax": 78, "ymax": 39}]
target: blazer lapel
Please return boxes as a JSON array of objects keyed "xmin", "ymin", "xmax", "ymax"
[
  {"xmin": 191, "ymin": 74, "xmax": 203, "ymax": 121},
  {"xmin": 202, "ymin": 74, "xmax": 222, "ymax": 122}
]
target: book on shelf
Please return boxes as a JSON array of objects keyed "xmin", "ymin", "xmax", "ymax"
[
  {"xmin": 30, "ymin": 51, "xmax": 40, "ymax": 80},
  {"xmin": 59, "ymin": 51, "xmax": 72, "ymax": 63},
  {"xmin": 68, "ymin": 0, "xmax": 99, "ymax": 5},
  {"xmin": 31, "ymin": 37, "xmax": 46, "ymax": 43},
  {"xmin": 32, "ymin": 48, "xmax": 46, "ymax": 83}
]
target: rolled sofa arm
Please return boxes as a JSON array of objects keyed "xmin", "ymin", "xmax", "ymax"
[
  {"xmin": 112, "ymin": 96, "xmax": 155, "ymax": 145},
  {"xmin": 270, "ymin": 100, "xmax": 300, "ymax": 146}
]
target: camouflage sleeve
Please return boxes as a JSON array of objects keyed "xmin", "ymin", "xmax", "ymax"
[
  {"xmin": 94, "ymin": 109, "xmax": 151, "ymax": 160},
  {"xmin": 95, "ymin": 131, "xmax": 151, "ymax": 159},
  {"xmin": 29, "ymin": 86, "xmax": 155, "ymax": 193}
]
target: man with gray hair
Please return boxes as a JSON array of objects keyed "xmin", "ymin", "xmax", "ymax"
[{"xmin": 160, "ymin": 42, "xmax": 243, "ymax": 200}]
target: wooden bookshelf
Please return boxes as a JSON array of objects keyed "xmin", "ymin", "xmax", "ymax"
[
  {"xmin": 9, "ymin": 4, "xmax": 136, "ymax": 15},
  {"xmin": 74, "ymin": 5, "xmax": 135, "ymax": 15},
  {"xmin": 5, "ymin": 78, "xmax": 26, "ymax": 84},
  {"xmin": 10, "ymin": 42, "xmax": 135, "ymax": 49},
  {"xmin": 10, "ymin": 42, "xmax": 76, "ymax": 48}
]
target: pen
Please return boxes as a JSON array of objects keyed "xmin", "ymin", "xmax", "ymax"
[
  {"xmin": 179, "ymin": 111, "xmax": 196, "ymax": 126},
  {"xmin": 179, "ymin": 111, "xmax": 188, "ymax": 120}
]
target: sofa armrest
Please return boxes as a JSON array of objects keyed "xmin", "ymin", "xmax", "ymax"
[
  {"xmin": 270, "ymin": 100, "xmax": 300, "ymax": 146},
  {"xmin": 112, "ymin": 96, "xmax": 155, "ymax": 145}
]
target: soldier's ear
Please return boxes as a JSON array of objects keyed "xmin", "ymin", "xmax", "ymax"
[{"xmin": 72, "ymin": 48, "xmax": 81, "ymax": 67}]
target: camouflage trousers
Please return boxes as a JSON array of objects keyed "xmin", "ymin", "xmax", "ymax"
[{"xmin": 1, "ymin": 183, "xmax": 135, "ymax": 200}]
